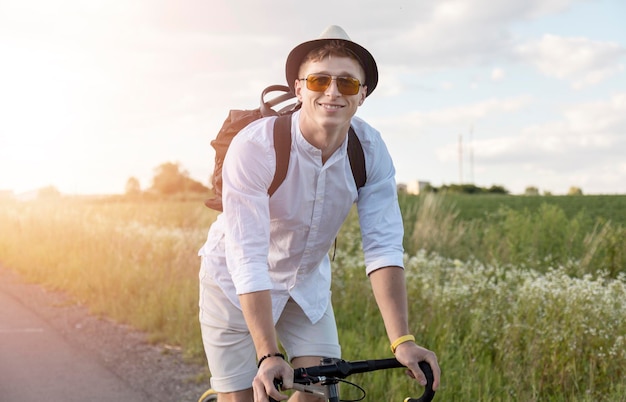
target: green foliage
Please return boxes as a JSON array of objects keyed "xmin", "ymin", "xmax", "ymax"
[
  {"xmin": 1, "ymin": 194, "xmax": 625, "ymax": 400},
  {"xmin": 331, "ymin": 219, "xmax": 626, "ymax": 400},
  {"xmin": 0, "ymin": 196, "xmax": 217, "ymax": 361},
  {"xmin": 150, "ymin": 161, "xmax": 209, "ymax": 195},
  {"xmin": 568, "ymin": 186, "xmax": 584, "ymax": 196},
  {"xmin": 125, "ymin": 176, "xmax": 141, "ymax": 195},
  {"xmin": 400, "ymin": 192, "xmax": 467, "ymax": 257},
  {"xmin": 524, "ymin": 185, "xmax": 540, "ymax": 196},
  {"xmin": 437, "ymin": 193, "xmax": 626, "ymax": 227},
  {"xmin": 37, "ymin": 185, "xmax": 61, "ymax": 198},
  {"xmin": 487, "ymin": 184, "xmax": 509, "ymax": 194},
  {"xmin": 428, "ymin": 183, "xmax": 510, "ymax": 194},
  {"xmin": 401, "ymin": 193, "xmax": 625, "ymax": 277},
  {"xmin": 400, "ymin": 254, "xmax": 626, "ymax": 401}
]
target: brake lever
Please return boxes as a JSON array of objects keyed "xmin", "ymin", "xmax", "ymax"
[{"xmin": 271, "ymin": 378, "xmax": 328, "ymax": 400}]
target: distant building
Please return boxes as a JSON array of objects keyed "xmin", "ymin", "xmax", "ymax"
[{"xmin": 406, "ymin": 181, "xmax": 431, "ymax": 195}]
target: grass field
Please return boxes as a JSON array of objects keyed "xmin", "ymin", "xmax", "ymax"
[
  {"xmin": 432, "ymin": 193, "xmax": 626, "ymax": 227},
  {"xmin": 400, "ymin": 193, "xmax": 625, "ymax": 278},
  {"xmin": 0, "ymin": 194, "xmax": 624, "ymax": 400}
]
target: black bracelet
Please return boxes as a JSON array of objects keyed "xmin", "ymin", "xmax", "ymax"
[{"xmin": 257, "ymin": 352, "xmax": 285, "ymax": 368}]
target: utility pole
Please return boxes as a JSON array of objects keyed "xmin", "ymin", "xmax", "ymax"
[
  {"xmin": 469, "ymin": 124, "xmax": 474, "ymax": 184},
  {"xmin": 458, "ymin": 133, "xmax": 463, "ymax": 184}
]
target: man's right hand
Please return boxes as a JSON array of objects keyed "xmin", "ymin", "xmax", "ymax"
[{"xmin": 252, "ymin": 356, "xmax": 293, "ymax": 402}]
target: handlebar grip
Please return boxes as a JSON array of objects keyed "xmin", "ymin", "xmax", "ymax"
[
  {"xmin": 268, "ymin": 379, "xmax": 283, "ymax": 402},
  {"xmin": 405, "ymin": 361, "xmax": 436, "ymax": 402}
]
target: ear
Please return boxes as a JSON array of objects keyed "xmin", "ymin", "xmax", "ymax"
[
  {"xmin": 294, "ymin": 79, "xmax": 303, "ymax": 101},
  {"xmin": 358, "ymin": 87, "xmax": 367, "ymax": 106}
]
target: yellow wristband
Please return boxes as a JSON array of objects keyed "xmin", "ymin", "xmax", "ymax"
[{"xmin": 390, "ymin": 335, "xmax": 415, "ymax": 353}]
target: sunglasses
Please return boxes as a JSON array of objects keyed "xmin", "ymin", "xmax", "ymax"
[{"xmin": 299, "ymin": 73, "xmax": 363, "ymax": 96}]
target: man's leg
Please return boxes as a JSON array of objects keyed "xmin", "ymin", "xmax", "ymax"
[
  {"xmin": 216, "ymin": 389, "xmax": 253, "ymax": 402},
  {"xmin": 288, "ymin": 356, "xmax": 326, "ymax": 402},
  {"xmin": 276, "ymin": 299, "xmax": 341, "ymax": 402},
  {"xmin": 199, "ymin": 261, "xmax": 257, "ymax": 400}
]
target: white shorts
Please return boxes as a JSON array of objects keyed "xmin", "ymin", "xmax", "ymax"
[{"xmin": 199, "ymin": 269, "xmax": 341, "ymax": 393}]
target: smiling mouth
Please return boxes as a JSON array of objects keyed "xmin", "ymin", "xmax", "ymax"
[{"xmin": 319, "ymin": 103, "xmax": 344, "ymax": 110}]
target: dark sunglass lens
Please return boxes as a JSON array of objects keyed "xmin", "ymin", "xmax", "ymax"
[
  {"xmin": 307, "ymin": 74, "xmax": 331, "ymax": 91},
  {"xmin": 337, "ymin": 77, "xmax": 360, "ymax": 95}
]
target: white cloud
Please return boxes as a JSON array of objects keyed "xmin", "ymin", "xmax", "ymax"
[
  {"xmin": 563, "ymin": 92, "xmax": 626, "ymax": 132},
  {"xmin": 516, "ymin": 34, "xmax": 626, "ymax": 88},
  {"xmin": 403, "ymin": 95, "xmax": 534, "ymax": 131},
  {"xmin": 441, "ymin": 81, "xmax": 454, "ymax": 90},
  {"xmin": 445, "ymin": 93, "xmax": 626, "ymax": 192},
  {"xmin": 491, "ymin": 67, "xmax": 505, "ymax": 81},
  {"xmin": 2, "ymin": 0, "xmax": 624, "ymax": 195},
  {"xmin": 370, "ymin": 0, "xmax": 586, "ymax": 70},
  {"xmin": 421, "ymin": 92, "xmax": 626, "ymax": 193}
]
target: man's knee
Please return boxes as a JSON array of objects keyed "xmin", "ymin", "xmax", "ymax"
[
  {"xmin": 216, "ymin": 388, "xmax": 253, "ymax": 402},
  {"xmin": 290, "ymin": 355, "xmax": 323, "ymax": 369},
  {"xmin": 289, "ymin": 391, "xmax": 324, "ymax": 402}
]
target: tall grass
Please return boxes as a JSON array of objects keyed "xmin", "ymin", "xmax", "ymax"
[
  {"xmin": 401, "ymin": 193, "xmax": 625, "ymax": 278},
  {"xmin": 333, "ymin": 207, "xmax": 626, "ymax": 401},
  {"xmin": 1, "ymin": 195, "xmax": 625, "ymax": 400},
  {"xmin": 444, "ymin": 193, "xmax": 626, "ymax": 227},
  {"xmin": 0, "ymin": 197, "xmax": 216, "ymax": 360}
]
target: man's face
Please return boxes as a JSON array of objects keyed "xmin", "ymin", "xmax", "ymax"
[{"xmin": 295, "ymin": 56, "xmax": 367, "ymax": 131}]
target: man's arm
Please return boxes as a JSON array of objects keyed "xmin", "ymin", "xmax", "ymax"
[
  {"xmin": 239, "ymin": 291, "xmax": 293, "ymax": 401},
  {"xmin": 240, "ymin": 291, "xmax": 281, "ymax": 359},
  {"xmin": 369, "ymin": 266, "xmax": 441, "ymax": 390}
]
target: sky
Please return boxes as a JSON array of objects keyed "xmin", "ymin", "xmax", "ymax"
[{"xmin": 1, "ymin": 0, "xmax": 625, "ymax": 196}]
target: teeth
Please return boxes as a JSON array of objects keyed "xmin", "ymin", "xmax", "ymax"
[{"xmin": 321, "ymin": 104, "xmax": 342, "ymax": 109}]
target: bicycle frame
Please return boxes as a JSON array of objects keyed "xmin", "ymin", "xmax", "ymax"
[{"xmin": 272, "ymin": 357, "xmax": 435, "ymax": 402}]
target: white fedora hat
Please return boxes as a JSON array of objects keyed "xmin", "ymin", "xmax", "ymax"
[{"xmin": 285, "ymin": 25, "xmax": 378, "ymax": 97}]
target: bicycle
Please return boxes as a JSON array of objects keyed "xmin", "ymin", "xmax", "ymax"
[{"xmin": 198, "ymin": 357, "xmax": 435, "ymax": 402}]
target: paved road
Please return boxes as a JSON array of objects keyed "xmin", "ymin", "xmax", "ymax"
[
  {"xmin": 0, "ymin": 267, "xmax": 209, "ymax": 402},
  {"xmin": 0, "ymin": 275, "xmax": 154, "ymax": 401}
]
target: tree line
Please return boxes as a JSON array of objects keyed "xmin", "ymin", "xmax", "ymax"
[
  {"xmin": 125, "ymin": 162, "xmax": 209, "ymax": 196},
  {"xmin": 418, "ymin": 183, "xmax": 584, "ymax": 196}
]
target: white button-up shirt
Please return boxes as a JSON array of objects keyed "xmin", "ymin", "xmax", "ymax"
[{"xmin": 199, "ymin": 111, "xmax": 404, "ymax": 324}]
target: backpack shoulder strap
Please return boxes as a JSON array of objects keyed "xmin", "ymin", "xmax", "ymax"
[
  {"xmin": 269, "ymin": 115, "xmax": 292, "ymax": 196},
  {"xmin": 347, "ymin": 127, "xmax": 366, "ymax": 190}
]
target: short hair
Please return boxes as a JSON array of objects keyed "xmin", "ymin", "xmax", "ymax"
[{"xmin": 300, "ymin": 40, "xmax": 366, "ymax": 77}]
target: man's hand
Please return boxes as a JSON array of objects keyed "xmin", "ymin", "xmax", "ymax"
[
  {"xmin": 252, "ymin": 356, "xmax": 293, "ymax": 402},
  {"xmin": 394, "ymin": 341, "xmax": 440, "ymax": 391}
]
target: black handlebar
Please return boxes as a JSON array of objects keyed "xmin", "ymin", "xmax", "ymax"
[
  {"xmin": 408, "ymin": 361, "xmax": 436, "ymax": 402},
  {"xmin": 272, "ymin": 358, "xmax": 435, "ymax": 402}
]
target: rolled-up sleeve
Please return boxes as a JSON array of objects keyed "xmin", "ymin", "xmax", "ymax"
[
  {"xmin": 355, "ymin": 131, "xmax": 405, "ymax": 275},
  {"xmin": 222, "ymin": 119, "xmax": 275, "ymax": 294}
]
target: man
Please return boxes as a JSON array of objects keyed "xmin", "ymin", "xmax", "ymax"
[{"xmin": 199, "ymin": 25, "xmax": 441, "ymax": 402}]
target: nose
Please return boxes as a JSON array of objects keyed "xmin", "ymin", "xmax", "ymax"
[{"xmin": 324, "ymin": 78, "xmax": 342, "ymax": 97}]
